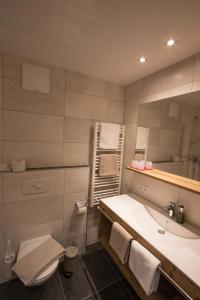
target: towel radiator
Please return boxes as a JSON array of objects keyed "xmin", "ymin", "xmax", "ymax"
[{"xmin": 90, "ymin": 122, "xmax": 125, "ymax": 207}]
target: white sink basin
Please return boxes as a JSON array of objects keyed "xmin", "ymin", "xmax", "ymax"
[
  {"xmin": 145, "ymin": 206, "xmax": 200, "ymax": 239},
  {"xmin": 101, "ymin": 193, "xmax": 200, "ymax": 288}
]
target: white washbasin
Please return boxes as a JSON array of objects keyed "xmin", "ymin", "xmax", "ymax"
[
  {"xmin": 145, "ymin": 205, "xmax": 200, "ymax": 239},
  {"xmin": 101, "ymin": 193, "xmax": 200, "ymax": 288}
]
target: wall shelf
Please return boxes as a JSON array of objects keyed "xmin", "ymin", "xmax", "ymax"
[{"xmin": 126, "ymin": 166, "xmax": 200, "ymax": 194}]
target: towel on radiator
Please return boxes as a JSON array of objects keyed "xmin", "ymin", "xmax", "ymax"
[
  {"xmin": 12, "ymin": 238, "xmax": 65, "ymax": 286},
  {"xmin": 99, "ymin": 154, "xmax": 119, "ymax": 176},
  {"xmin": 109, "ymin": 222, "xmax": 133, "ymax": 264},
  {"xmin": 99, "ymin": 122, "xmax": 120, "ymax": 149},
  {"xmin": 128, "ymin": 240, "xmax": 161, "ymax": 296}
]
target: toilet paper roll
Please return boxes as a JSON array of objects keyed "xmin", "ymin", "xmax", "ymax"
[{"xmin": 77, "ymin": 206, "xmax": 87, "ymax": 215}]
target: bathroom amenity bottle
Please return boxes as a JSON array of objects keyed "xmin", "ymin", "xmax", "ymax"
[
  {"xmin": 176, "ymin": 205, "xmax": 185, "ymax": 224},
  {"xmin": 5, "ymin": 240, "xmax": 15, "ymax": 278}
]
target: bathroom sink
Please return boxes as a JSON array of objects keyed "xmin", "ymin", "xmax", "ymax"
[
  {"xmin": 145, "ymin": 206, "xmax": 200, "ymax": 239},
  {"xmin": 101, "ymin": 193, "xmax": 200, "ymax": 288}
]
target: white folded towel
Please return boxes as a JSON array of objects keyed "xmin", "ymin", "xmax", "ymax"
[
  {"xmin": 99, "ymin": 154, "xmax": 119, "ymax": 176},
  {"xmin": 99, "ymin": 122, "xmax": 120, "ymax": 149},
  {"xmin": 12, "ymin": 238, "xmax": 65, "ymax": 286},
  {"xmin": 136, "ymin": 126, "xmax": 148, "ymax": 150},
  {"xmin": 129, "ymin": 240, "xmax": 161, "ymax": 296},
  {"xmin": 109, "ymin": 222, "xmax": 133, "ymax": 264}
]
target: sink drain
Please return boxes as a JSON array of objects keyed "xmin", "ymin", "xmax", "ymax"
[{"xmin": 158, "ymin": 229, "xmax": 165, "ymax": 234}]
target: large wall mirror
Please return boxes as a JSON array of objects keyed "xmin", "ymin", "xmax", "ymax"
[{"xmin": 135, "ymin": 91, "xmax": 200, "ymax": 181}]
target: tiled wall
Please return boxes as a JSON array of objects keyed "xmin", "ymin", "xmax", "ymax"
[
  {"xmin": 0, "ymin": 167, "xmax": 90, "ymax": 282},
  {"xmin": 0, "ymin": 51, "xmax": 125, "ymax": 282},
  {"xmin": 0, "ymin": 52, "xmax": 124, "ymax": 168},
  {"xmin": 122, "ymin": 53, "xmax": 200, "ymax": 229}
]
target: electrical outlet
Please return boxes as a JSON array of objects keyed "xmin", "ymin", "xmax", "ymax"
[{"xmin": 136, "ymin": 183, "xmax": 148, "ymax": 193}]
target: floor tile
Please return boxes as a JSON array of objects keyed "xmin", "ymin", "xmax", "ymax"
[
  {"xmin": 120, "ymin": 278, "xmax": 140, "ymax": 300},
  {"xmin": 83, "ymin": 281, "xmax": 135, "ymax": 300},
  {"xmin": 82, "ymin": 250, "xmax": 118, "ymax": 292},
  {"xmin": 58, "ymin": 258, "xmax": 94, "ymax": 300},
  {"xmin": 101, "ymin": 249, "xmax": 124, "ymax": 279},
  {"xmin": 85, "ymin": 243, "xmax": 103, "ymax": 255},
  {"xmin": 0, "ymin": 272, "xmax": 65, "ymax": 300}
]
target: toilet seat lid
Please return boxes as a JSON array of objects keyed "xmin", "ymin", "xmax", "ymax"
[{"xmin": 17, "ymin": 235, "xmax": 59, "ymax": 281}]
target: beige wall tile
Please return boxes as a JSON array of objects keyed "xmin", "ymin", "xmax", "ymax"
[
  {"xmin": 142, "ymin": 57, "xmax": 194, "ymax": 97},
  {"xmin": 109, "ymin": 83, "xmax": 125, "ymax": 101},
  {"xmin": 4, "ymin": 110, "xmax": 64, "ymax": 142},
  {"xmin": 124, "ymin": 122, "xmax": 137, "ymax": 146},
  {"xmin": 0, "ymin": 77, "xmax": 2, "ymax": 109},
  {"xmin": 0, "ymin": 175, "xmax": 2, "ymax": 203},
  {"xmin": 157, "ymin": 145, "xmax": 179, "ymax": 161},
  {"xmin": 123, "ymin": 146, "xmax": 135, "ymax": 167},
  {"xmin": 64, "ymin": 167, "xmax": 89, "ymax": 194},
  {"xmin": 64, "ymin": 192, "xmax": 88, "ymax": 220},
  {"xmin": 0, "ymin": 203, "xmax": 3, "ymax": 233},
  {"xmin": 193, "ymin": 53, "xmax": 200, "ymax": 83},
  {"xmin": 87, "ymin": 206, "xmax": 99, "ymax": 245},
  {"xmin": 69, "ymin": 70, "xmax": 109, "ymax": 98},
  {"xmin": 3, "ymin": 53, "xmax": 21, "ymax": 79},
  {"xmin": 159, "ymin": 129, "xmax": 181, "ymax": 146},
  {"xmin": 125, "ymin": 80, "xmax": 142, "ymax": 102},
  {"xmin": 65, "ymin": 91, "xmax": 108, "ymax": 121},
  {"xmin": 64, "ymin": 117, "xmax": 93, "ymax": 143},
  {"xmin": 127, "ymin": 172, "xmax": 180, "ymax": 208},
  {"xmin": 0, "ymin": 110, "xmax": 3, "ymax": 140},
  {"xmin": 4, "ymin": 79, "xmax": 65, "ymax": 116},
  {"xmin": 138, "ymin": 106, "xmax": 161, "ymax": 128},
  {"xmin": 160, "ymin": 114, "xmax": 182, "ymax": 130},
  {"xmin": 50, "ymin": 66, "xmax": 65, "ymax": 89},
  {"xmin": 63, "ymin": 214, "xmax": 87, "ymax": 245},
  {"xmin": 124, "ymin": 100, "xmax": 138, "ymax": 124},
  {"xmin": 63, "ymin": 143, "xmax": 90, "ymax": 166},
  {"xmin": 148, "ymin": 128, "xmax": 160, "ymax": 146},
  {"xmin": 0, "ymin": 234, "xmax": 4, "ymax": 261},
  {"xmin": 0, "ymin": 142, "xmax": 3, "ymax": 164},
  {"xmin": 5, "ymin": 220, "xmax": 64, "ymax": 253},
  {"xmin": 0, "ymin": 53, "xmax": 2, "ymax": 76},
  {"xmin": 4, "ymin": 195, "xmax": 64, "ymax": 231},
  {"xmin": 179, "ymin": 190, "xmax": 200, "ymax": 228},
  {"xmin": 107, "ymin": 99, "xmax": 124, "ymax": 124},
  {"xmin": 3, "ymin": 169, "xmax": 64, "ymax": 202},
  {"xmin": 4, "ymin": 141, "xmax": 63, "ymax": 169}
]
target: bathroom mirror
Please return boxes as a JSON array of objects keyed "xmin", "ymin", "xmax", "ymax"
[{"xmin": 135, "ymin": 90, "xmax": 200, "ymax": 181}]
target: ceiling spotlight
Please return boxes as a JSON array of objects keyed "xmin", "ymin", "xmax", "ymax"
[
  {"xmin": 138, "ymin": 56, "xmax": 147, "ymax": 63},
  {"xmin": 166, "ymin": 39, "xmax": 176, "ymax": 47}
]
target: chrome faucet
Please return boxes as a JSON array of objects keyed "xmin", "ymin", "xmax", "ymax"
[{"xmin": 167, "ymin": 202, "xmax": 176, "ymax": 218}]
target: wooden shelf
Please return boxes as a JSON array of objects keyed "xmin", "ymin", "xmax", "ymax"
[{"xmin": 126, "ymin": 166, "xmax": 200, "ymax": 194}]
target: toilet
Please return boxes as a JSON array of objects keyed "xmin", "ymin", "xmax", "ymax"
[{"xmin": 17, "ymin": 235, "xmax": 59, "ymax": 286}]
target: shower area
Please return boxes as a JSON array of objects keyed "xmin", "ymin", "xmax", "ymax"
[{"xmin": 186, "ymin": 115, "xmax": 200, "ymax": 180}]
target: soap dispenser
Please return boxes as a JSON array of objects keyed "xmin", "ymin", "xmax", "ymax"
[{"xmin": 176, "ymin": 205, "xmax": 185, "ymax": 224}]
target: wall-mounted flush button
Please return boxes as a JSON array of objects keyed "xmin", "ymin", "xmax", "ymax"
[{"xmin": 22, "ymin": 179, "xmax": 50, "ymax": 195}]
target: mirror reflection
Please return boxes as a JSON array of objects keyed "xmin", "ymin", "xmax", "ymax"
[{"xmin": 135, "ymin": 91, "xmax": 200, "ymax": 180}]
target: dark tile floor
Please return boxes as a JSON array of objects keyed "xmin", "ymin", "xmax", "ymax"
[{"xmin": 0, "ymin": 243, "xmax": 140, "ymax": 300}]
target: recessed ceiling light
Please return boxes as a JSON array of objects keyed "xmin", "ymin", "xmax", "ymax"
[
  {"xmin": 138, "ymin": 56, "xmax": 147, "ymax": 63},
  {"xmin": 166, "ymin": 39, "xmax": 176, "ymax": 47}
]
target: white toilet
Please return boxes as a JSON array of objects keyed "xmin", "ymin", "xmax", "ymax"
[{"xmin": 17, "ymin": 235, "xmax": 59, "ymax": 286}]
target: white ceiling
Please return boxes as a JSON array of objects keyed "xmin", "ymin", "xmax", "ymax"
[{"xmin": 0, "ymin": 0, "xmax": 200, "ymax": 84}]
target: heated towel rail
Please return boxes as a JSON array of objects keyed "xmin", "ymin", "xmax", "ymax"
[{"xmin": 90, "ymin": 122, "xmax": 125, "ymax": 207}]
